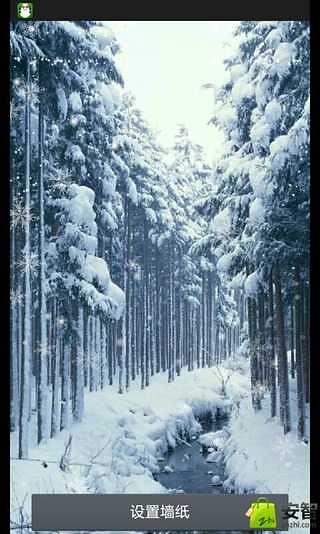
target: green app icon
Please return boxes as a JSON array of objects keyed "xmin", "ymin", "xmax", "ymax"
[
  {"xmin": 245, "ymin": 497, "xmax": 277, "ymax": 529},
  {"xmin": 17, "ymin": 3, "xmax": 33, "ymax": 20}
]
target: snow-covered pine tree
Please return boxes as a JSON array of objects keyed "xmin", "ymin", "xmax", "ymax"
[
  {"xmin": 197, "ymin": 20, "xmax": 309, "ymax": 435},
  {"xmin": 11, "ymin": 21, "xmax": 45, "ymax": 457}
]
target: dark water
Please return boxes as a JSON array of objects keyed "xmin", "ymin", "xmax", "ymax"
[
  {"xmin": 153, "ymin": 412, "xmax": 252, "ymax": 534},
  {"xmin": 156, "ymin": 412, "xmax": 228, "ymax": 494}
]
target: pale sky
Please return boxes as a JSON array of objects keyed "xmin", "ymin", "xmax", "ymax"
[{"xmin": 109, "ymin": 21, "xmax": 238, "ymax": 163}]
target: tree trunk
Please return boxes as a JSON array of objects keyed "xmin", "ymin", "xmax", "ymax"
[
  {"xmin": 268, "ymin": 273, "xmax": 277, "ymax": 418},
  {"xmin": 176, "ymin": 279, "xmax": 181, "ymax": 376},
  {"xmin": 108, "ymin": 320, "xmax": 113, "ymax": 386},
  {"xmin": 72, "ymin": 303, "xmax": 84, "ymax": 421},
  {"xmin": 247, "ymin": 269, "xmax": 261, "ymax": 411},
  {"xmin": 51, "ymin": 298, "xmax": 60, "ymax": 437},
  {"xmin": 19, "ymin": 60, "xmax": 32, "ymax": 458},
  {"xmin": 274, "ymin": 265, "xmax": 291, "ymax": 434},
  {"xmin": 304, "ymin": 281, "xmax": 310, "ymax": 403},
  {"xmin": 37, "ymin": 67, "xmax": 48, "ymax": 444},
  {"xmin": 170, "ymin": 244, "xmax": 175, "ymax": 381},
  {"xmin": 168, "ymin": 245, "xmax": 173, "ymax": 382},
  {"xmin": 155, "ymin": 247, "xmax": 161, "ymax": 374},
  {"xmin": 131, "ymin": 277, "xmax": 136, "ymax": 381},
  {"xmin": 144, "ymin": 221, "xmax": 150, "ymax": 387},
  {"xmin": 201, "ymin": 272, "xmax": 206, "ymax": 367},
  {"xmin": 89, "ymin": 315, "xmax": 95, "ymax": 392},
  {"xmin": 207, "ymin": 273, "xmax": 212, "ymax": 367},
  {"xmin": 10, "ymin": 87, "xmax": 18, "ymax": 432},
  {"xmin": 60, "ymin": 339, "xmax": 70, "ymax": 431},
  {"xmin": 100, "ymin": 320, "xmax": 106, "ymax": 389},
  {"xmin": 83, "ymin": 306, "xmax": 89, "ymax": 388},
  {"xmin": 290, "ymin": 304, "xmax": 295, "ymax": 379},
  {"xmin": 295, "ymin": 269, "xmax": 305, "ymax": 439},
  {"xmin": 124, "ymin": 199, "xmax": 131, "ymax": 391}
]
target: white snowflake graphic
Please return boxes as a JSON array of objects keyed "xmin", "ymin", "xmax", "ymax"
[
  {"xmin": 49, "ymin": 171, "xmax": 73, "ymax": 192},
  {"xmin": 10, "ymin": 288, "xmax": 24, "ymax": 306},
  {"xmin": 16, "ymin": 251, "xmax": 40, "ymax": 278},
  {"xmin": 10, "ymin": 200, "xmax": 36, "ymax": 230}
]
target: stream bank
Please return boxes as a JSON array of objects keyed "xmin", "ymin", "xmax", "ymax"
[
  {"xmin": 11, "ymin": 366, "xmax": 250, "ymax": 530},
  {"xmin": 152, "ymin": 409, "xmax": 250, "ymax": 534},
  {"xmin": 155, "ymin": 410, "xmax": 230, "ymax": 494}
]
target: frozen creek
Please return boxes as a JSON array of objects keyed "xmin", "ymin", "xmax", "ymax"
[
  {"xmin": 152, "ymin": 410, "xmax": 249, "ymax": 534},
  {"xmin": 155, "ymin": 410, "xmax": 228, "ymax": 494}
]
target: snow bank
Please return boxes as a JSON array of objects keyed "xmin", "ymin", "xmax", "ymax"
[
  {"xmin": 11, "ymin": 365, "xmax": 249, "ymax": 528},
  {"xmin": 11, "ymin": 360, "xmax": 309, "ymax": 533},
  {"xmin": 198, "ymin": 428, "xmax": 229, "ymax": 449},
  {"xmin": 223, "ymin": 382, "xmax": 310, "ymax": 534}
]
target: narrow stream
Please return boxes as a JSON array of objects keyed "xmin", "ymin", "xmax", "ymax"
[
  {"xmin": 153, "ymin": 410, "xmax": 251, "ymax": 534},
  {"xmin": 155, "ymin": 411, "xmax": 229, "ymax": 494}
]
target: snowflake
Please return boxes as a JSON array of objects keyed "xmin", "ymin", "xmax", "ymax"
[
  {"xmin": 16, "ymin": 251, "xmax": 40, "ymax": 278},
  {"xmin": 21, "ymin": 22, "xmax": 36, "ymax": 37},
  {"xmin": 10, "ymin": 288, "xmax": 24, "ymax": 306},
  {"xmin": 10, "ymin": 200, "xmax": 36, "ymax": 229},
  {"xmin": 49, "ymin": 171, "xmax": 72, "ymax": 191}
]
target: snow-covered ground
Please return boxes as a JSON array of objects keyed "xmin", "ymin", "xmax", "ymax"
[
  {"xmin": 11, "ymin": 360, "xmax": 248, "ymax": 530},
  {"xmin": 224, "ymin": 376, "xmax": 310, "ymax": 533},
  {"xmin": 11, "ymin": 358, "xmax": 310, "ymax": 534}
]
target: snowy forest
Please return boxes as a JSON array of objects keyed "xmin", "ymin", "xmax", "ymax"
[{"xmin": 10, "ymin": 20, "xmax": 310, "ymax": 534}]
